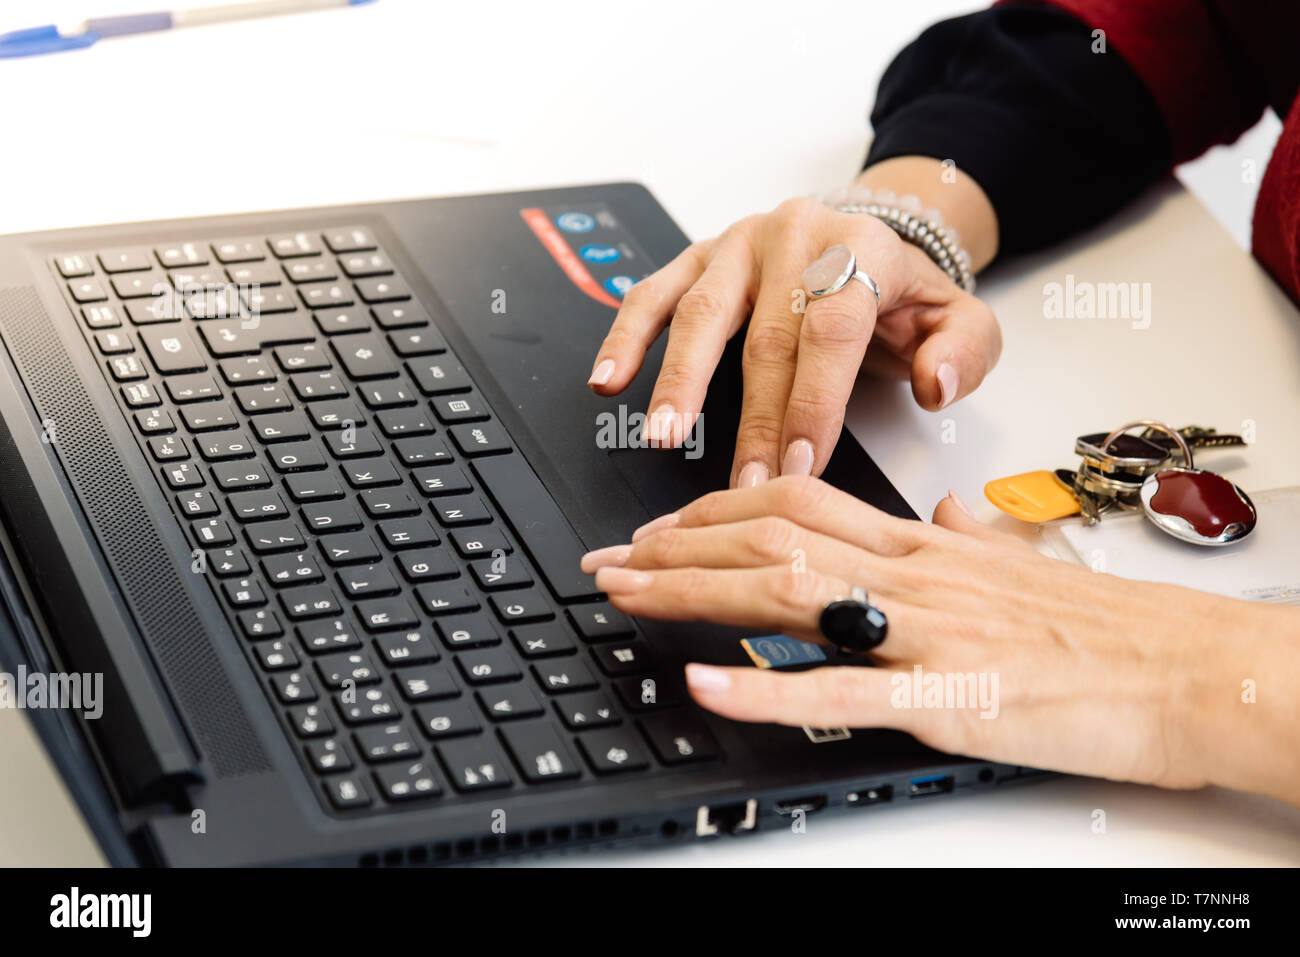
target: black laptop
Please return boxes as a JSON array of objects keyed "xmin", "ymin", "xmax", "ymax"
[{"xmin": 0, "ymin": 183, "xmax": 1027, "ymax": 866}]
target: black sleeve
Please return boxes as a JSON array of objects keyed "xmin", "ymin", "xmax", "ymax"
[{"xmin": 864, "ymin": 3, "xmax": 1171, "ymax": 258}]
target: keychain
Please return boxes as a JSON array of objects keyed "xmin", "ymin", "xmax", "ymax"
[{"xmin": 985, "ymin": 420, "xmax": 1256, "ymax": 546}]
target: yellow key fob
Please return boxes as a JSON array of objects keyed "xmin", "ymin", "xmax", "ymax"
[{"xmin": 984, "ymin": 470, "xmax": 1080, "ymax": 523}]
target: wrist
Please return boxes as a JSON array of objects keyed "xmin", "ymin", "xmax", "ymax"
[
  {"xmin": 853, "ymin": 156, "xmax": 999, "ymax": 272},
  {"xmin": 1171, "ymin": 598, "xmax": 1300, "ymax": 804}
]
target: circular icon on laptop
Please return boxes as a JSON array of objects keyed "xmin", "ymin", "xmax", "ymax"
[
  {"xmin": 603, "ymin": 275, "xmax": 636, "ymax": 297},
  {"xmin": 555, "ymin": 211, "xmax": 596, "ymax": 233},
  {"xmin": 579, "ymin": 243, "xmax": 621, "ymax": 264}
]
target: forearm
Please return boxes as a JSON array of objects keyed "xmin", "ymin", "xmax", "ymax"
[{"xmin": 854, "ymin": 156, "xmax": 1000, "ymax": 273}]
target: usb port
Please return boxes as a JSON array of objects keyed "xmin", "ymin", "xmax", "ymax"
[{"xmin": 907, "ymin": 774, "xmax": 954, "ymax": 798}]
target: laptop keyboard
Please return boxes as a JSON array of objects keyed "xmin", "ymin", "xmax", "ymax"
[{"xmin": 49, "ymin": 228, "xmax": 720, "ymax": 813}]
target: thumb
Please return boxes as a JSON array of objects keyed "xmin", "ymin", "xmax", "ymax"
[
  {"xmin": 910, "ymin": 299, "xmax": 1002, "ymax": 411},
  {"xmin": 933, "ymin": 491, "xmax": 1029, "ymax": 547}
]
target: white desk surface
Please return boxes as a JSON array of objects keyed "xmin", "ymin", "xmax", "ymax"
[{"xmin": 2, "ymin": 0, "xmax": 1298, "ymax": 867}]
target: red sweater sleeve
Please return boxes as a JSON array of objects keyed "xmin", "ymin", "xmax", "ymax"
[{"xmin": 1001, "ymin": 0, "xmax": 1271, "ymax": 164}]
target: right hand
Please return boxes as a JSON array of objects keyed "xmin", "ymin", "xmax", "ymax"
[{"xmin": 586, "ymin": 196, "xmax": 1001, "ymax": 487}]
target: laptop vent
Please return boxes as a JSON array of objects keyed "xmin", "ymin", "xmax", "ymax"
[
  {"xmin": 0, "ymin": 287, "xmax": 269, "ymax": 777},
  {"xmin": 358, "ymin": 818, "xmax": 622, "ymax": 866}
]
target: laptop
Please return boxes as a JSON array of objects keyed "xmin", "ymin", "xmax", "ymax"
[{"xmin": 0, "ymin": 183, "xmax": 1029, "ymax": 866}]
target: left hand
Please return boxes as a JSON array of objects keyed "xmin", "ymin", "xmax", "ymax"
[{"xmin": 579, "ymin": 477, "xmax": 1295, "ymax": 800}]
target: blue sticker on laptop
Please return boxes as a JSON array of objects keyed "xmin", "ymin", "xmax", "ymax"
[{"xmin": 740, "ymin": 634, "xmax": 826, "ymax": 669}]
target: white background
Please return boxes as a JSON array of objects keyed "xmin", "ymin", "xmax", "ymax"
[{"xmin": 1, "ymin": 0, "xmax": 1298, "ymax": 867}]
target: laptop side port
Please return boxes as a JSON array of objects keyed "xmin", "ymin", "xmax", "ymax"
[
  {"xmin": 696, "ymin": 799, "xmax": 758, "ymax": 836},
  {"xmin": 907, "ymin": 774, "xmax": 955, "ymax": 798},
  {"xmin": 773, "ymin": 795, "xmax": 827, "ymax": 816},
  {"xmin": 846, "ymin": 785, "xmax": 893, "ymax": 806}
]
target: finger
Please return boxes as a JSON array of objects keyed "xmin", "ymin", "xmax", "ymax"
[
  {"xmin": 778, "ymin": 253, "xmax": 876, "ymax": 477},
  {"xmin": 594, "ymin": 563, "xmax": 856, "ymax": 633},
  {"xmin": 931, "ymin": 491, "xmax": 1031, "ymax": 548},
  {"xmin": 620, "ymin": 517, "xmax": 890, "ymax": 584},
  {"xmin": 683, "ymin": 663, "xmax": 912, "ymax": 731},
  {"xmin": 587, "ymin": 239, "xmax": 716, "ymax": 395},
  {"xmin": 909, "ymin": 295, "xmax": 1002, "ymax": 411},
  {"xmin": 643, "ymin": 229, "xmax": 758, "ymax": 447},
  {"xmin": 729, "ymin": 203, "xmax": 823, "ymax": 486},
  {"xmin": 634, "ymin": 475, "xmax": 923, "ymax": 557}
]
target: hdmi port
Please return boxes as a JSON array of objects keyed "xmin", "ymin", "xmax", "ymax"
[{"xmin": 774, "ymin": 795, "xmax": 828, "ymax": 815}]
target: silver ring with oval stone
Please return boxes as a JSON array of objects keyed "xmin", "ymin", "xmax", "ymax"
[{"xmin": 801, "ymin": 244, "xmax": 881, "ymax": 307}]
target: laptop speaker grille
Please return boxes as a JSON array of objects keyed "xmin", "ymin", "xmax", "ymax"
[{"xmin": 0, "ymin": 286, "xmax": 269, "ymax": 777}]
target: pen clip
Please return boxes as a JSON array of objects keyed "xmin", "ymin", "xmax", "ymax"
[{"xmin": 0, "ymin": 25, "xmax": 100, "ymax": 59}]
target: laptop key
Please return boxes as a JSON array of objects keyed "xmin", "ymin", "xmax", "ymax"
[
  {"xmin": 477, "ymin": 682, "xmax": 542, "ymax": 721},
  {"xmin": 156, "ymin": 242, "xmax": 208, "ymax": 268},
  {"xmin": 469, "ymin": 556, "xmax": 532, "ymax": 591},
  {"xmin": 392, "ymin": 664, "xmax": 456, "ymax": 700},
  {"xmin": 255, "ymin": 638, "xmax": 297, "ymax": 669},
  {"xmin": 306, "ymin": 738, "xmax": 351, "ymax": 774},
  {"xmin": 280, "ymin": 584, "xmax": 342, "ymax": 620},
  {"xmin": 207, "ymin": 547, "xmax": 249, "ymax": 576},
  {"xmin": 161, "ymin": 462, "xmax": 204, "ymax": 489},
  {"xmin": 298, "ymin": 618, "xmax": 361, "ymax": 654},
  {"xmin": 532, "ymin": 658, "xmax": 598, "ymax": 694},
  {"xmin": 554, "ymin": 693, "xmax": 620, "ymax": 730},
  {"xmin": 415, "ymin": 700, "xmax": 481, "ymax": 740},
  {"xmin": 501, "ymin": 723, "xmax": 581, "ymax": 783},
  {"xmin": 165, "ymin": 373, "xmax": 221, "ymax": 403},
  {"xmin": 638, "ymin": 713, "xmax": 720, "ymax": 765},
  {"xmin": 126, "ymin": 296, "xmax": 182, "ymax": 324},
  {"xmin": 181, "ymin": 401, "xmax": 237, "ymax": 431},
  {"xmin": 388, "ymin": 328, "xmax": 445, "ymax": 357},
  {"xmin": 338, "ymin": 250, "xmax": 392, "ymax": 278},
  {"xmin": 449, "ymin": 422, "xmax": 511, "ymax": 456},
  {"xmin": 226, "ymin": 261, "xmax": 281, "ymax": 286},
  {"xmin": 355, "ymin": 276, "xmax": 410, "ymax": 304},
  {"xmin": 510, "ymin": 623, "xmax": 576, "ymax": 659},
  {"xmin": 372, "ymin": 302, "xmax": 429, "ymax": 329},
  {"xmin": 431, "ymin": 495, "xmax": 491, "ymax": 527},
  {"xmin": 488, "ymin": 590, "xmax": 552, "ymax": 625},
  {"xmin": 439, "ymin": 738, "xmax": 512, "ymax": 792},
  {"xmin": 269, "ymin": 231, "xmax": 322, "ymax": 259},
  {"xmin": 245, "ymin": 520, "xmax": 306, "ymax": 553},
  {"xmin": 567, "ymin": 603, "xmax": 635, "ymax": 642},
  {"xmin": 212, "ymin": 461, "xmax": 272, "ymax": 491},
  {"xmin": 137, "ymin": 408, "xmax": 175, "ymax": 434},
  {"xmin": 318, "ymin": 532, "xmax": 381, "ymax": 565},
  {"xmin": 323, "ymin": 775, "xmax": 371, "ymax": 810},
  {"xmin": 271, "ymin": 670, "xmax": 317, "ymax": 704},
  {"xmin": 577, "ymin": 728, "xmax": 650, "ymax": 774},
  {"xmin": 262, "ymin": 551, "xmax": 324, "ymax": 587},
  {"xmin": 355, "ymin": 596, "xmax": 420, "ymax": 632},
  {"xmin": 434, "ymin": 612, "xmax": 499, "ymax": 649},
  {"xmin": 299, "ymin": 282, "xmax": 353, "ymax": 309},
  {"xmin": 253, "ymin": 410, "xmax": 310, "ymax": 443},
  {"xmin": 412, "ymin": 464, "xmax": 471, "ymax": 496},
  {"xmin": 313, "ymin": 306, "xmax": 370, "ymax": 335},
  {"xmin": 456, "ymin": 649, "xmax": 521, "ymax": 685},
  {"xmin": 122, "ymin": 382, "xmax": 162, "ymax": 408},
  {"xmin": 374, "ymin": 629, "xmax": 441, "ymax": 667},
  {"xmin": 140, "ymin": 327, "xmax": 206, "ymax": 374},
  {"xmin": 238, "ymin": 609, "xmax": 282, "ymax": 641},
  {"xmin": 176, "ymin": 488, "xmax": 218, "ymax": 517},
  {"xmin": 212, "ymin": 238, "xmax": 266, "ymax": 263},
  {"xmin": 393, "ymin": 435, "xmax": 451, "ymax": 465},
  {"xmin": 108, "ymin": 355, "xmax": 147, "ymax": 380},
  {"xmin": 593, "ymin": 640, "xmax": 654, "ymax": 676},
  {"xmin": 98, "ymin": 247, "xmax": 153, "ymax": 273},
  {"xmin": 374, "ymin": 761, "xmax": 442, "ymax": 801},
  {"xmin": 331, "ymin": 333, "xmax": 398, "ymax": 379},
  {"xmin": 353, "ymin": 722, "xmax": 419, "ymax": 762},
  {"xmin": 219, "ymin": 356, "xmax": 276, "ymax": 384},
  {"xmin": 285, "ymin": 258, "xmax": 337, "ymax": 283},
  {"xmin": 69, "ymin": 278, "xmax": 108, "ymax": 303},
  {"xmin": 407, "ymin": 358, "xmax": 471, "ymax": 395},
  {"xmin": 336, "ymin": 563, "xmax": 400, "ymax": 598},
  {"xmin": 399, "ymin": 549, "xmax": 460, "ymax": 584},
  {"xmin": 377, "ymin": 407, "xmax": 434, "ymax": 437},
  {"xmin": 288, "ymin": 702, "xmax": 334, "ymax": 737},
  {"xmin": 315, "ymin": 650, "xmax": 380, "ymax": 688},
  {"xmin": 323, "ymin": 226, "xmax": 377, "ymax": 253},
  {"xmin": 223, "ymin": 576, "xmax": 266, "ymax": 607},
  {"xmin": 111, "ymin": 270, "xmax": 167, "ymax": 298},
  {"xmin": 82, "ymin": 304, "xmax": 122, "ymax": 328},
  {"xmin": 335, "ymin": 685, "xmax": 399, "ymax": 724},
  {"xmin": 414, "ymin": 580, "xmax": 477, "ymax": 613},
  {"xmin": 53, "ymin": 253, "xmax": 93, "ymax": 278}
]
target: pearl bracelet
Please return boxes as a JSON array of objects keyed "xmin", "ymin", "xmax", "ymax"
[{"xmin": 819, "ymin": 187, "xmax": 976, "ymax": 294}]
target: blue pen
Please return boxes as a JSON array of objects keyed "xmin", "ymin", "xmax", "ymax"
[{"xmin": 0, "ymin": 0, "xmax": 376, "ymax": 58}]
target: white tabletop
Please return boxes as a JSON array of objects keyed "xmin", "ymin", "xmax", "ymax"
[{"xmin": 2, "ymin": 0, "xmax": 1298, "ymax": 867}]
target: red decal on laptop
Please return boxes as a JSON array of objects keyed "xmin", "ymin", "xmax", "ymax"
[{"xmin": 520, "ymin": 208, "xmax": 623, "ymax": 309}]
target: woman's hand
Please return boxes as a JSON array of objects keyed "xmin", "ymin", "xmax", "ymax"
[
  {"xmin": 586, "ymin": 194, "xmax": 1001, "ymax": 487},
  {"xmin": 579, "ymin": 478, "xmax": 1300, "ymax": 806}
]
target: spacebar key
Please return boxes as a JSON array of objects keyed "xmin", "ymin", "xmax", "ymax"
[{"xmin": 470, "ymin": 455, "xmax": 599, "ymax": 601}]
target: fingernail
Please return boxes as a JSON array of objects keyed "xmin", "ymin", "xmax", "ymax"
[
  {"xmin": 781, "ymin": 439, "xmax": 814, "ymax": 476},
  {"xmin": 686, "ymin": 663, "xmax": 732, "ymax": 693},
  {"xmin": 937, "ymin": 362, "xmax": 959, "ymax": 409},
  {"xmin": 646, "ymin": 403, "xmax": 676, "ymax": 446},
  {"xmin": 737, "ymin": 461, "xmax": 769, "ymax": 488},
  {"xmin": 595, "ymin": 566, "xmax": 654, "ymax": 594},
  {"xmin": 580, "ymin": 544, "xmax": 632, "ymax": 573},
  {"xmin": 947, "ymin": 488, "xmax": 973, "ymax": 517},
  {"xmin": 588, "ymin": 358, "xmax": 615, "ymax": 387},
  {"xmin": 631, "ymin": 512, "xmax": 680, "ymax": 542}
]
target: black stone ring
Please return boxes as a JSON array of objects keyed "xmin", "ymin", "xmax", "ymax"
[{"xmin": 818, "ymin": 586, "xmax": 888, "ymax": 654}]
